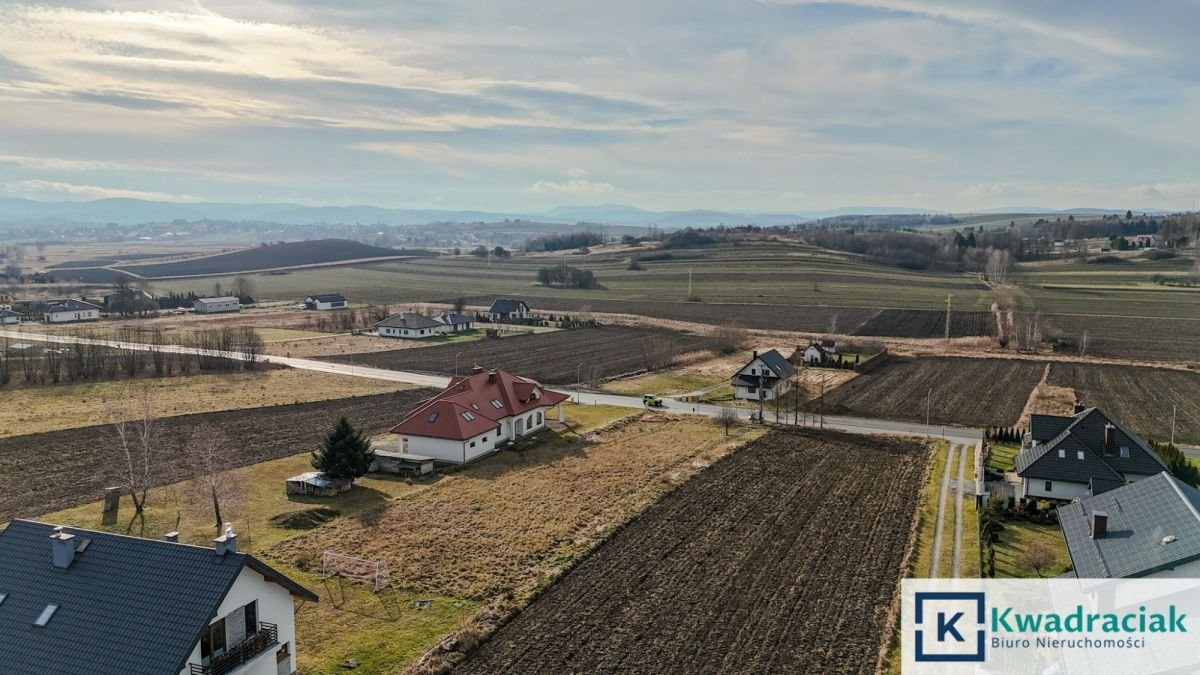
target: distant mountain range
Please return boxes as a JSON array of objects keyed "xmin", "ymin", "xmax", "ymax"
[
  {"xmin": 0, "ymin": 197, "xmax": 1173, "ymax": 228},
  {"xmin": 970, "ymin": 206, "xmax": 1172, "ymax": 216}
]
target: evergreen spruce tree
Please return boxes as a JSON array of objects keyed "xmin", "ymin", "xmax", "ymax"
[{"xmin": 312, "ymin": 416, "xmax": 375, "ymax": 481}]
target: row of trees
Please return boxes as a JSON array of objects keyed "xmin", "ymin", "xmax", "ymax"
[
  {"xmin": 526, "ymin": 231, "xmax": 604, "ymax": 252},
  {"xmin": 535, "ymin": 263, "xmax": 598, "ymax": 289},
  {"xmin": 0, "ymin": 327, "xmax": 264, "ymax": 387}
]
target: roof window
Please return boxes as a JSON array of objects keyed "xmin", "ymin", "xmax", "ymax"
[
  {"xmin": 34, "ymin": 604, "xmax": 58, "ymax": 627},
  {"xmin": 491, "ymin": 399, "xmax": 504, "ymax": 409},
  {"xmin": 462, "ymin": 411, "xmax": 476, "ymax": 421},
  {"xmin": 428, "ymin": 412, "xmax": 439, "ymax": 422}
]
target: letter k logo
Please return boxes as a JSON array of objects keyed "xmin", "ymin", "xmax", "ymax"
[{"xmin": 938, "ymin": 611, "xmax": 965, "ymax": 642}]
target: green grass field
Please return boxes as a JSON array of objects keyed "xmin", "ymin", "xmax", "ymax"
[
  {"xmin": 989, "ymin": 442, "xmax": 1020, "ymax": 473},
  {"xmin": 1016, "ymin": 255, "xmax": 1200, "ymax": 319},
  {"xmin": 993, "ymin": 520, "xmax": 1071, "ymax": 578}
]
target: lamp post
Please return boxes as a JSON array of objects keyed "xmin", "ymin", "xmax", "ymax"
[
  {"xmin": 576, "ymin": 362, "xmax": 584, "ymax": 403},
  {"xmin": 454, "ymin": 351, "xmax": 464, "ymax": 376},
  {"xmin": 1171, "ymin": 404, "xmax": 1178, "ymax": 446},
  {"xmin": 926, "ymin": 387, "xmax": 932, "ymax": 437}
]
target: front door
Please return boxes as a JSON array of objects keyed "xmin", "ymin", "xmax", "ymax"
[{"xmin": 515, "ymin": 417, "xmax": 525, "ymax": 436}]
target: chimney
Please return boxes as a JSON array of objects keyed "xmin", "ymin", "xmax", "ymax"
[
  {"xmin": 488, "ymin": 371, "xmax": 497, "ymax": 383},
  {"xmin": 1091, "ymin": 510, "xmax": 1109, "ymax": 539},
  {"xmin": 1104, "ymin": 423, "xmax": 1116, "ymax": 452},
  {"xmin": 50, "ymin": 530, "xmax": 76, "ymax": 569},
  {"xmin": 1073, "ymin": 400, "xmax": 1085, "ymax": 415},
  {"xmin": 164, "ymin": 532, "xmax": 179, "ymax": 543},
  {"xmin": 471, "ymin": 365, "xmax": 484, "ymax": 375},
  {"xmin": 213, "ymin": 523, "xmax": 237, "ymax": 555},
  {"xmin": 752, "ymin": 350, "xmax": 758, "ymax": 359}
]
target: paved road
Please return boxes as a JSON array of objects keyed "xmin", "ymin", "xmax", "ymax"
[{"xmin": 0, "ymin": 328, "xmax": 981, "ymax": 444}]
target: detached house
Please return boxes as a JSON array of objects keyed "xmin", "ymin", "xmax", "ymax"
[
  {"xmin": 194, "ymin": 296, "xmax": 242, "ymax": 314},
  {"xmin": 800, "ymin": 340, "xmax": 838, "ymax": 365},
  {"xmin": 375, "ymin": 312, "xmax": 445, "ymax": 339},
  {"xmin": 732, "ymin": 349, "xmax": 795, "ymax": 401},
  {"xmin": 390, "ymin": 367, "xmax": 569, "ymax": 463},
  {"xmin": 1058, "ymin": 472, "xmax": 1200, "ymax": 578},
  {"xmin": 434, "ymin": 312, "xmax": 474, "ymax": 332},
  {"xmin": 304, "ymin": 294, "xmax": 347, "ymax": 311},
  {"xmin": 1014, "ymin": 405, "xmax": 1167, "ymax": 500},
  {"xmin": 487, "ymin": 298, "xmax": 530, "ymax": 322},
  {"xmin": 42, "ymin": 298, "xmax": 101, "ymax": 323},
  {"xmin": 0, "ymin": 308, "xmax": 21, "ymax": 325},
  {"xmin": 0, "ymin": 520, "xmax": 317, "ymax": 675}
]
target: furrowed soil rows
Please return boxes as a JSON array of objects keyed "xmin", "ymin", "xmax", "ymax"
[
  {"xmin": 115, "ymin": 239, "xmax": 431, "ymax": 278},
  {"xmin": 0, "ymin": 388, "xmax": 435, "ymax": 522},
  {"xmin": 456, "ymin": 428, "xmax": 927, "ymax": 675},
  {"xmin": 852, "ymin": 309, "xmax": 995, "ymax": 338},
  {"xmin": 319, "ymin": 326, "xmax": 725, "ymax": 384},
  {"xmin": 808, "ymin": 357, "xmax": 1044, "ymax": 427},
  {"xmin": 1047, "ymin": 362, "xmax": 1200, "ymax": 444},
  {"xmin": 1040, "ymin": 314, "xmax": 1200, "ymax": 363},
  {"xmin": 460, "ymin": 296, "xmax": 878, "ymax": 333}
]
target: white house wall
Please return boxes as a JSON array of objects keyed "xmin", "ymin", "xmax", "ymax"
[
  {"xmin": 178, "ymin": 564, "xmax": 298, "ymax": 675},
  {"xmin": 403, "ymin": 406, "xmax": 554, "ymax": 464},
  {"xmin": 45, "ymin": 309, "xmax": 99, "ymax": 323},
  {"xmin": 1023, "ymin": 479, "xmax": 1091, "ymax": 500}
]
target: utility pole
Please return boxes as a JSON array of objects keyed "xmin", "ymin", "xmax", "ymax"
[
  {"xmin": 1171, "ymin": 405, "xmax": 1178, "ymax": 446},
  {"xmin": 926, "ymin": 386, "xmax": 932, "ymax": 436},
  {"xmin": 688, "ymin": 269, "xmax": 693, "ymax": 300},
  {"xmin": 945, "ymin": 294, "xmax": 952, "ymax": 341},
  {"xmin": 758, "ymin": 371, "xmax": 765, "ymax": 423}
]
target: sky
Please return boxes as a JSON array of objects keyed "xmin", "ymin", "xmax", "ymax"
[{"xmin": 0, "ymin": 0, "xmax": 1197, "ymax": 213}]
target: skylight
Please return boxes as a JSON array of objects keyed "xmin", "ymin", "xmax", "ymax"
[
  {"xmin": 462, "ymin": 411, "xmax": 476, "ymax": 421},
  {"xmin": 428, "ymin": 412, "xmax": 439, "ymax": 422},
  {"xmin": 0, "ymin": 593, "xmax": 7, "ymax": 606},
  {"xmin": 491, "ymin": 399, "xmax": 503, "ymax": 409},
  {"xmin": 34, "ymin": 604, "xmax": 57, "ymax": 627}
]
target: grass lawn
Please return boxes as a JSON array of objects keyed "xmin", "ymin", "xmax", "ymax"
[
  {"xmin": 600, "ymin": 369, "xmax": 722, "ymax": 396},
  {"xmin": 268, "ymin": 410, "xmax": 764, "ymax": 673},
  {"xmin": 0, "ymin": 369, "xmax": 409, "ymax": 437},
  {"xmin": 1189, "ymin": 457, "xmax": 1200, "ymax": 472},
  {"xmin": 961, "ymin": 445, "xmax": 981, "ymax": 578},
  {"xmin": 911, "ymin": 440, "xmax": 949, "ymax": 578},
  {"xmin": 989, "ymin": 442, "xmax": 1020, "ymax": 473},
  {"xmin": 993, "ymin": 520, "xmax": 1071, "ymax": 578}
]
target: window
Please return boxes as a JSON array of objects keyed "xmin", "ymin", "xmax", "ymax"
[
  {"xmin": 482, "ymin": 436, "xmax": 488, "ymax": 442},
  {"xmin": 536, "ymin": 412, "xmax": 543, "ymax": 424},
  {"xmin": 1120, "ymin": 446, "xmax": 1130, "ymax": 458},
  {"xmin": 34, "ymin": 604, "xmax": 57, "ymax": 627},
  {"xmin": 527, "ymin": 415, "xmax": 534, "ymax": 427},
  {"xmin": 462, "ymin": 411, "xmax": 476, "ymax": 421},
  {"xmin": 1057, "ymin": 449, "xmax": 1065, "ymax": 459},
  {"xmin": 1077, "ymin": 450, "xmax": 1085, "ymax": 460},
  {"xmin": 751, "ymin": 368, "xmax": 757, "ymax": 375},
  {"xmin": 428, "ymin": 412, "xmax": 439, "ymax": 422},
  {"xmin": 1045, "ymin": 481, "xmax": 1052, "ymax": 493},
  {"xmin": 470, "ymin": 441, "xmax": 476, "ymax": 448},
  {"xmin": 491, "ymin": 399, "xmax": 504, "ymax": 409},
  {"xmin": 244, "ymin": 600, "xmax": 258, "ymax": 636},
  {"xmin": 747, "ymin": 386, "xmax": 757, "ymax": 394}
]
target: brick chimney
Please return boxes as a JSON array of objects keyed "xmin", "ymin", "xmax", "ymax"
[
  {"xmin": 752, "ymin": 350, "xmax": 758, "ymax": 359},
  {"xmin": 1104, "ymin": 423, "xmax": 1116, "ymax": 452},
  {"xmin": 471, "ymin": 366, "xmax": 484, "ymax": 375},
  {"xmin": 488, "ymin": 370, "xmax": 497, "ymax": 383},
  {"xmin": 1091, "ymin": 510, "xmax": 1108, "ymax": 539},
  {"xmin": 50, "ymin": 530, "xmax": 76, "ymax": 569},
  {"xmin": 1073, "ymin": 400, "xmax": 1086, "ymax": 415},
  {"xmin": 213, "ymin": 523, "xmax": 237, "ymax": 555}
]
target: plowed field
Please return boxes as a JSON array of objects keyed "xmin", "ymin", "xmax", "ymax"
[
  {"xmin": 1047, "ymin": 362, "xmax": 1200, "ymax": 444},
  {"xmin": 853, "ymin": 309, "xmax": 995, "ymax": 338},
  {"xmin": 456, "ymin": 429, "xmax": 927, "ymax": 675}
]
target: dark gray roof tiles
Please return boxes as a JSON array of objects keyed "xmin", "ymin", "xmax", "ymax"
[
  {"xmin": 307, "ymin": 293, "xmax": 345, "ymax": 303},
  {"xmin": 1058, "ymin": 472, "xmax": 1200, "ymax": 578},
  {"xmin": 1015, "ymin": 407, "xmax": 1164, "ymax": 484},
  {"xmin": 1030, "ymin": 413, "xmax": 1073, "ymax": 442},
  {"xmin": 753, "ymin": 349, "xmax": 795, "ymax": 380},
  {"xmin": 376, "ymin": 312, "xmax": 442, "ymax": 330},
  {"xmin": 46, "ymin": 298, "xmax": 101, "ymax": 312},
  {"xmin": 488, "ymin": 298, "xmax": 528, "ymax": 314},
  {"xmin": 0, "ymin": 520, "xmax": 315, "ymax": 675},
  {"xmin": 435, "ymin": 312, "xmax": 473, "ymax": 325}
]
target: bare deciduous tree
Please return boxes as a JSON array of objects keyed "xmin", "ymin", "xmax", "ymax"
[
  {"xmin": 1017, "ymin": 542, "xmax": 1056, "ymax": 577},
  {"xmin": 711, "ymin": 324, "xmax": 748, "ymax": 354},
  {"xmin": 109, "ymin": 392, "xmax": 157, "ymax": 535},
  {"xmin": 186, "ymin": 426, "xmax": 244, "ymax": 530},
  {"xmin": 715, "ymin": 406, "xmax": 739, "ymax": 436}
]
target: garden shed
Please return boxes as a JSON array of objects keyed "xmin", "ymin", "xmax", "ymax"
[{"xmin": 285, "ymin": 471, "xmax": 352, "ymax": 497}]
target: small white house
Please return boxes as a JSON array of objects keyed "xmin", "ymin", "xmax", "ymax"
[
  {"xmin": 390, "ymin": 367, "xmax": 569, "ymax": 463},
  {"xmin": 375, "ymin": 312, "xmax": 446, "ymax": 339},
  {"xmin": 732, "ymin": 349, "xmax": 795, "ymax": 401},
  {"xmin": 801, "ymin": 340, "xmax": 838, "ymax": 364},
  {"xmin": 43, "ymin": 298, "xmax": 101, "ymax": 323},
  {"xmin": 487, "ymin": 298, "xmax": 530, "ymax": 322},
  {"xmin": 0, "ymin": 309, "xmax": 20, "ymax": 325},
  {"xmin": 0, "ymin": 520, "xmax": 317, "ymax": 675},
  {"xmin": 304, "ymin": 293, "xmax": 347, "ymax": 311},
  {"xmin": 193, "ymin": 296, "xmax": 242, "ymax": 314},
  {"xmin": 434, "ymin": 312, "xmax": 474, "ymax": 332}
]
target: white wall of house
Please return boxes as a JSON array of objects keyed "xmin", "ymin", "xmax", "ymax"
[
  {"xmin": 178, "ymin": 564, "xmax": 298, "ymax": 675},
  {"xmin": 195, "ymin": 300, "xmax": 241, "ymax": 314},
  {"xmin": 44, "ymin": 308, "xmax": 99, "ymax": 323},
  {"xmin": 402, "ymin": 406, "xmax": 553, "ymax": 464},
  {"xmin": 379, "ymin": 325, "xmax": 445, "ymax": 339},
  {"xmin": 802, "ymin": 346, "xmax": 824, "ymax": 363},
  {"xmin": 308, "ymin": 299, "xmax": 346, "ymax": 310},
  {"xmin": 1022, "ymin": 478, "xmax": 1091, "ymax": 500},
  {"xmin": 733, "ymin": 357, "xmax": 791, "ymax": 401},
  {"xmin": 0, "ymin": 315, "xmax": 19, "ymax": 325}
]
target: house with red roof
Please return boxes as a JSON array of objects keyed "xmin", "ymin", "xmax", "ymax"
[{"xmin": 390, "ymin": 367, "xmax": 570, "ymax": 463}]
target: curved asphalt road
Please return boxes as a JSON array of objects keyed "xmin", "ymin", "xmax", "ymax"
[{"xmin": 0, "ymin": 328, "xmax": 981, "ymax": 445}]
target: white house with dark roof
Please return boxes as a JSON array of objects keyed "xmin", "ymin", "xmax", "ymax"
[
  {"xmin": 42, "ymin": 298, "xmax": 101, "ymax": 323},
  {"xmin": 732, "ymin": 349, "xmax": 795, "ymax": 401},
  {"xmin": 1015, "ymin": 406, "xmax": 1167, "ymax": 500},
  {"xmin": 800, "ymin": 340, "xmax": 838, "ymax": 365},
  {"xmin": 0, "ymin": 520, "xmax": 317, "ymax": 675},
  {"xmin": 304, "ymin": 293, "xmax": 346, "ymax": 310},
  {"xmin": 375, "ymin": 312, "xmax": 446, "ymax": 339},
  {"xmin": 194, "ymin": 296, "xmax": 242, "ymax": 314},
  {"xmin": 1058, "ymin": 472, "xmax": 1200, "ymax": 579},
  {"xmin": 434, "ymin": 312, "xmax": 474, "ymax": 332},
  {"xmin": 487, "ymin": 298, "xmax": 530, "ymax": 322},
  {"xmin": 0, "ymin": 308, "xmax": 21, "ymax": 325}
]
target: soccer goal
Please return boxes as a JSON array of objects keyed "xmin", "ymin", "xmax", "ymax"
[{"xmin": 320, "ymin": 551, "xmax": 390, "ymax": 592}]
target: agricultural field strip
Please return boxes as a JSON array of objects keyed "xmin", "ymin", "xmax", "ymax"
[
  {"xmin": 456, "ymin": 429, "xmax": 929, "ymax": 675},
  {"xmin": 0, "ymin": 329, "xmax": 984, "ymax": 443},
  {"xmin": 930, "ymin": 443, "xmax": 953, "ymax": 577}
]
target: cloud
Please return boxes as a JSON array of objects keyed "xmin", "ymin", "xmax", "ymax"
[
  {"xmin": 566, "ymin": 167, "xmax": 588, "ymax": 177},
  {"xmin": 3, "ymin": 179, "xmax": 191, "ymax": 201},
  {"xmin": 531, "ymin": 179, "xmax": 616, "ymax": 194}
]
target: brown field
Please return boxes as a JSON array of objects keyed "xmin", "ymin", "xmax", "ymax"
[
  {"xmin": 462, "ymin": 295, "xmax": 878, "ymax": 334},
  {"xmin": 318, "ymin": 325, "xmax": 726, "ymax": 384},
  {"xmin": 1040, "ymin": 314, "xmax": 1200, "ymax": 363},
  {"xmin": 0, "ymin": 388, "xmax": 435, "ymax": 522},
  {"xmin": 457, "ymin": 429, "xmax": 928, "ymax": 675},
  {"xmin": 1047, "ymin": 362, "xmax": 1200, "ymax": 444},
  {"xmin": 809, "ymin": 357, "xmax": 1046, "ymax": 427},
  {"xmin": 853, "ymin": 309, "xmax": 996, "ymax": 339},
  {"xmin": 267, "ymin": 413, "xmax": 761, "ymax": 673},
  {"xmin": 0, "ymin": 369, "xmax": 409, "ymax": 438}
]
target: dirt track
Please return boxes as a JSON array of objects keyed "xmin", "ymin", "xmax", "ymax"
[{"xmin": 456, "ymin": 429, "xmax": 927, "ymax": 675}]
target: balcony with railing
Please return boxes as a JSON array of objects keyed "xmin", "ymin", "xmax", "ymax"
[{"xmin": 189, "ymin": 622, "xmax": 278, "ymax": 675}]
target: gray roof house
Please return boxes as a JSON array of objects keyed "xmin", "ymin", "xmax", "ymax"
[
  {"xmin": 1058, "ymin": 472, "xmax": 1200, "ymax": 578},
  {"xmin": 487, "ymin": 298, "xmax": 530, "ymax": 320},
  {"xmin": 375, "ymin": 312, "xmax": 445, "ymax": 339},
  {"xmin": 732, "ymin": 349, "xmax": 796, "ymax": 402},
  {"xmin": 0, "ymin": 520, "xmax": 317, "ymax": 675},
  {"xmin": 434, "ymin": 312, "xmax": 474, "ymax": 327},
  {"xmin": 1015, "ymin": 407, "xmax": 1166, "ymax": 501}
]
